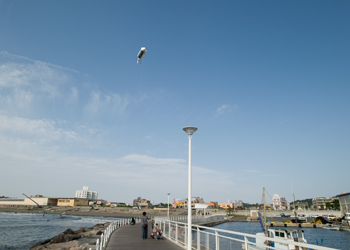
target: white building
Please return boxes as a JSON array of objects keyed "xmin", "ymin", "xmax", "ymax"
[
  {"xmin": 75, "ymin": 186, "xmax": 98, "ymax": 200},
  {"xmin": 235, "ymin": 200, "xmax": 244, "ymax": 208},
  {"xmin": 272, "ymin": 194, "xmax": 289, "ymax": 210}
]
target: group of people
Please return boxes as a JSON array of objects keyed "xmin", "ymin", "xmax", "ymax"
[{"xmin": 140, "ymin": 212, "xmax": 163, "ymax": 240}]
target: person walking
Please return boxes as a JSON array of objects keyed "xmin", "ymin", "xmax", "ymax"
[{"xmin": 141, "ymin": 211, "xmax": 149, "ymax": 239}]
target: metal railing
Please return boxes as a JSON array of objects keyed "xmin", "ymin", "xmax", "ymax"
[
  {"xmin": 155, "ymin": 218, "xmax": 339, "ymax": 250},
  {"xmin": 168, "ymin": 214, "xmax": 227, "ymax": 224},
  {"xmin": 89, "ymin": 218, "xmax": 139, "ymax": 250}
]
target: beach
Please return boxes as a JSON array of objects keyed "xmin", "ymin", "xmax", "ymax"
[{"xmin": 0, "ymin": 206, "xmax": 187, "ymax": 218}]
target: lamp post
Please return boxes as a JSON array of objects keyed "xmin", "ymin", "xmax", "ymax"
[
  {"xmin": 183, "ymin": 126, "xmax": 197, "ymax": 250},
  {"xmin": 167, "ymin": 193, "xmax": 171, "ymax": 218}
]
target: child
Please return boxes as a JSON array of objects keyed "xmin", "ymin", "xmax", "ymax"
[{"xmin": 150, "ymin": 223, "xmax": 163, "ymax": 240}]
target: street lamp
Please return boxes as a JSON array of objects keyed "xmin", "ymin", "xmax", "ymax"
[
  {"xmin": 167, "ymin": 193, "xmax": 171, "ymax": 218},
  {"xmin": 183, "ymin": 126, "xmax": 197, "ymax": 250}
]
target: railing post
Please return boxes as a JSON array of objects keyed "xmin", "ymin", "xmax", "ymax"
[
  {"xmin": 96, "ymin": 239, "xmax": 99, "ymax": 250},
  {"xmin": 99, "ymin": 233, "xmax": 104, "ymax": 250},
  {"xmin": 103, "ymin": 229, "xmax": 107, "ymax": 248},
  {"xmin": 176, "ymin": 223, "xmax": 178, "ymax": 243},
  {"xmin": 215, "ymin": 231, "xmax": 219, "ymax": 250},
  {"xmin": 244, "ymin": 236, "xmax": 248, "ymax": 250},
  {"xmin": 185, "ymin": 225, "xmax": 188, "ymax": 248},
  {"xmin": 206, "ymin": 232, "xmax": 209, "ymax": 250},
  {"xmin": 197, "ymin": 226, "xmax": 200, "ymax": 250},
  {"xmin": 169, "ymin": 221, "xmax": 171, "ymax": 238}
]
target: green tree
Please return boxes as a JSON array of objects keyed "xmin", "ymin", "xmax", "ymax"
[
  {"xmin": 333, "ymin": 200, "xmax": 340, "ymax": 210},
  {"xmin": 227, "ymin": 206, "xmax": 232, "ymax": 216}
]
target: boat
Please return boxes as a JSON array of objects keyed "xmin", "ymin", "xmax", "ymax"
[
  {"xmin": 251, "ymin": 228, "xmax": 307, "ymax": 250},
  {"xmin": 323, "ymin": 224, "xmax": 341, "ymax": 231},
  {"xmin": 245, "ymin": 188, "xmax": 308, "ymax": 250},
  {"xmin": 280, "ymin": 213, "xmax": 291, "ymax": 218},
  {"xmin": 340, "ymin": 212, "xmax": 350, "ymax": 231}
]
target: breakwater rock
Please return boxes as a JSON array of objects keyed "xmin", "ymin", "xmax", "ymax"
[{"xmin": 30, "ymin": 222, "xmax": 110, "ymax": 250}]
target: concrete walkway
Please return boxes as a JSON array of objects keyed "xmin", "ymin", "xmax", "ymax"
[{"xmin": 105, "ymin": 222, "xmax": 185, "ymax": 250}]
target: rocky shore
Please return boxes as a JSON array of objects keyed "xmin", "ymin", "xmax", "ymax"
[{"xmin": 29, "ymin": 222, "xmax": 110, "ymax": 250}]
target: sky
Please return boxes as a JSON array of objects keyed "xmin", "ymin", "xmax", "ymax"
[{"xmin": 0, "ymin": 1, "xmax": 349, "ymax": 205}]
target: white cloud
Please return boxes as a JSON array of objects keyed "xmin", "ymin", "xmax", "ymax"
[
  {"xmin": 214, "ymin": 104, "xmax": 237, "ymax": 117},
  {"xmin": 0, "ymin": 53, "xmax": 75, "ymax": 116},
  {"xmin": 245, "ymin": 169, "xmax": 261, "ymax": 174},
  {"xmin": 0, "ymin": 114, "xmax": 77, "ymax": 141},
  {"xmin": 0, "ymin": 51, "xmax": 80, "ymax": 74},
  {"xmin": 0, "ymin": 52, "xmax": 240, "ymax": 203},
  {"xmin": 84, "ymin": 91, "xmax": 131, "ymax": 116},
  {"xmin": 121, "ymin": 154, "xmax": 185, "ymax": 166},
  {"xmin": 66, "ymin": 87, "xmax": 78, "ymax": 104},
  {"xmin": 0, "ymin": 120, "xmax": 237, "ymax": 203},
  {"xmin": 0, "ymin": 52, "xmax": 144, "ymax": 120}
]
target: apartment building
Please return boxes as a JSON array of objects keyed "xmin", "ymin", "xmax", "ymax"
[
  {"xmin": 75, "ymin": 186, "xmax": 98, "ymax": 200},
  {"xmin": 336, "ymin": 192, "xmax": 350, "ymax": 213},
  {"xmin": 272, "ymin": 194, "xmax": 289, "ymax": 210}
]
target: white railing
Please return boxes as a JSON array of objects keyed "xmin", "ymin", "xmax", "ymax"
[
  {"xmin": 155, "ymin": 218, "xmax": 339, "ymax": 250},
  {"xmin": 167, "ymin": 213, "xmax": 227, "ymax": 224},
  {"xmin": 89, "ymin": 218, "xmax": 139, "ymax": 250}
]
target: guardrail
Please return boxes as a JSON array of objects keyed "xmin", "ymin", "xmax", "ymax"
[
  {"xmin": 155, "ymin": 218, "xmax": 339, "ymax": 250},
  {"xmin": 89, "ymin": 218, "xmax": 139, "ymax": 250},
  {"xmin": 168, "ymin": 214, "xmax": 227, "ymax": 224}
]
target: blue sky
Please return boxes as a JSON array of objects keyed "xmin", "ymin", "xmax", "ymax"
[{"xmin": 0, "ymin": 1, "xmax": 349, "ymax": 205}]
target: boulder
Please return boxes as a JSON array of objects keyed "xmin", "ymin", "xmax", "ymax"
[{"xmin": 30, "ymin": 222, "xmax": 111, "ymax": 250}]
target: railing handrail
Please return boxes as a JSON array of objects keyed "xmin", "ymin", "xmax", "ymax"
[
  {"xmin": 155, "ymin": 218, "xmax": 339, "ymax": 250},
  {"xmin": 88, "ymin": 218, "xmax": 140, "ymax": 250}
]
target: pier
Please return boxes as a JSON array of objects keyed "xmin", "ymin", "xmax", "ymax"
[
  {"xmin": 102, "ymin": 215, "xmax": 340, "ymax": 250},
  {"xmin": 105, "ymin": 222, "xmax": 184, "ymax": 250},
  {"xmin": 267, "ymin": 221, "xmax": 324, "ymax": 228}
]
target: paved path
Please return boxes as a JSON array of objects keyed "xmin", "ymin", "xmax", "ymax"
[{"xmin": 105, "ymin": 222, "xmax": 185, "ymax": 250}]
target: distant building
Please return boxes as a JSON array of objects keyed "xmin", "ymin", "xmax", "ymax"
[
  {"xmin": 336, "ymin": 192, "xmax": 350, "ymax": 214},
  {"xmin": 312, "ymin": 197, "xmax": 336, "ymax": 210},
  {"xmin": 107, "ymin": 202, "xmax": 126, "ymax": 207},
  {"xmin": 57, "ymin": 198, "xmax": 89, "ymax": 207},
  {"xmin": 174, "ymin": 197, "xmax": 204, "ymax": 208},
  {"xmin": 272, "ymin": 194, "xmax": 289, "ymax": 210},
  {"xmin": 218, "ymin": 202, "xmax": 234, "ymax": 209},
  {"xmin": 133, "ymin": 197, "xmax": 152, "ymax": 209},
  {"xmin": 235, "ymin": 200, "xmax": 243, "ymax": 209},
  {"xmin": 259, "ymin": 204, "xmax": 271, "ymax": 210},
  {"xmin": 199, "ymin": 201, "xmax": 218, "ymax": 208},
  {"xmin": 75, "ymin": 186, "xmax": 98, "ymax": 200},
  {"xmin": 0, "ymin": 196, "xmax": 57, "ymax": 207},
  {"xmin": 0, "ymin": 196, "xmax": 94, "ymax": 207},
  {"xmin": 292, "ymin": 201, "xmax": 308, "ymax": 211},
  {"xmin": 173, "ymin": 198, "xmax": 186, "ymax": 208}
]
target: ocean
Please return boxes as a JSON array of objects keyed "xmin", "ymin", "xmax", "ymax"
[
  {"xmin": 0, "ymin": 212, "xmax": 124, "ymax": 250},
  {"xmin": 1, "ymin": 212, "xmax": 350, "ymax": 250}
]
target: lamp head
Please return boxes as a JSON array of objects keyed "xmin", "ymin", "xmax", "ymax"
[{"xmin": 183, "ymin": 126, "xmax": 198, "ymax": 135}]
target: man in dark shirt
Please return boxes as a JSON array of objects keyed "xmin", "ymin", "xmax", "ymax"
[{"xmin": 141, "ymin": 212, "xmax": 149, "ymax": 239}]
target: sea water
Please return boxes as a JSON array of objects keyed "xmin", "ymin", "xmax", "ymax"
[
  {"xmin": 212, "ymin": 222, "xmax": 350, "ymax": 250},
  {"xmin": 0, "ymin": 212, "xmax": 125, "ymax": 250},
  {"xmin": 2, "ymin": 213, "xmax": 350, "ymax": 250}
]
